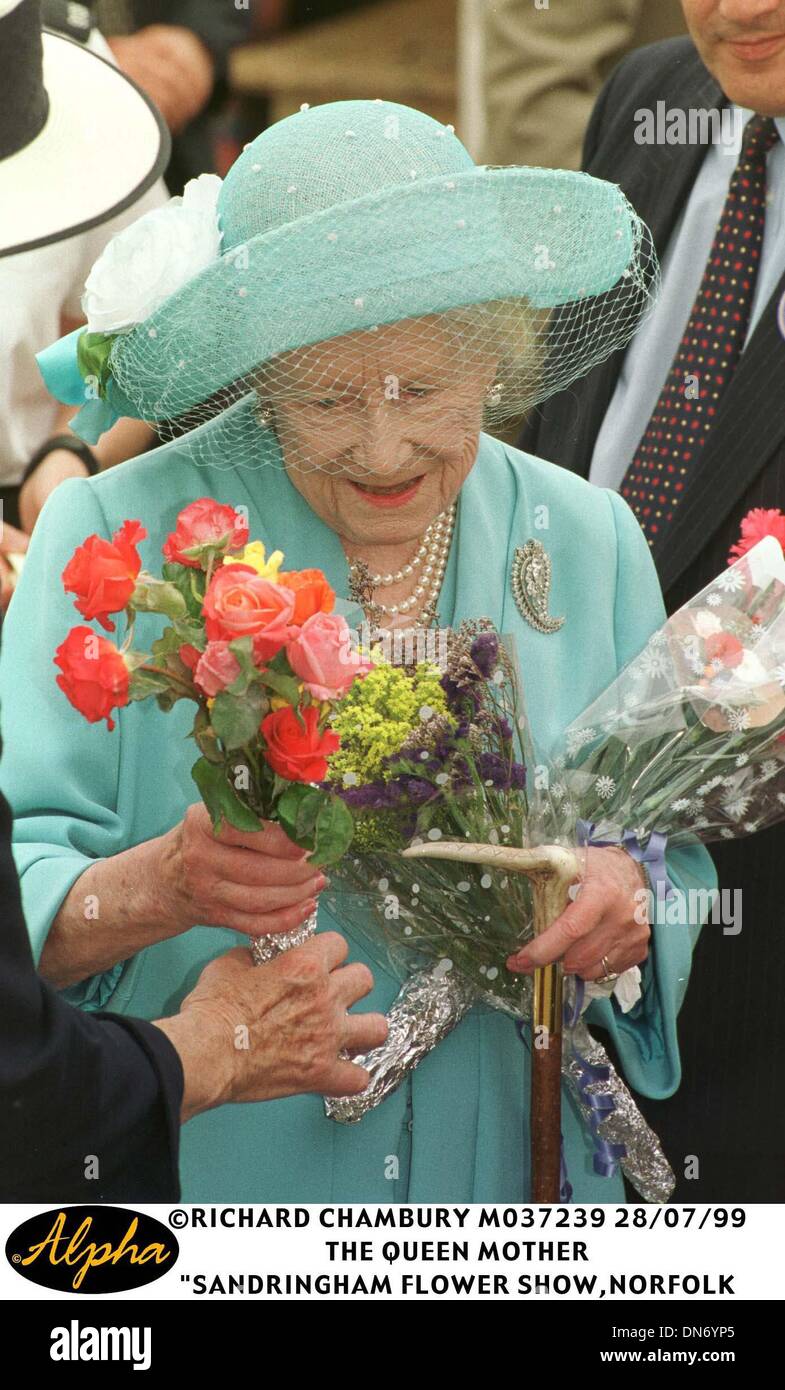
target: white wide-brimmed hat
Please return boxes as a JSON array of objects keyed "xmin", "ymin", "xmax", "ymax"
[{"xmin": 0, "ymin": 0, "xmax": 169, "ymax": 258}]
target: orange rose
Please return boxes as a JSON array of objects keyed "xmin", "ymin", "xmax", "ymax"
[
  {"xmin": 277, "ymin": 568, "xmax": 335, "ymax": 625},
  {"xmin": 54, "ymin": 626, "xmax": 130, "ymax": 731},
  {"xmin": 261, "ymin": 704, "xmax": 340, "ymax": 782},
  {"xmin": 61, "ymin": 519, "xmax": 146, "ymax": 632}
]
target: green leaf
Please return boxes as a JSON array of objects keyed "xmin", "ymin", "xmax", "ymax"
[
  {"xmin": 225, "ymin": 637, "xmax": 260, "ymax": 696},
  {"xmin": 251, "ymin": 643, "xmax": 301, "ymax": 705},
  {"xmin": 76, "ymin": 331, "xmax": 116, "ymax": 398},
  {"xmin": 191, "ymin": 705, "xmax": 224, "ymax": 765},
  {"xmin": 276, "ymin": 783, "xmax": 324, "ymax": 848},
  {"xmin": 152, "ymin": 618, "xmax": 206, "ymax": 661},
  {"xmin": 152, "ymin": 627, "xmax": 182, "ymax": 659},
  {"xmin": 174, "ymin": 619, "xmax": 207, "ymax": 649},
  {"xmin": 128, "ymin": 667, "xmax": 171, "ymax": 702},
  {"xmin": 257, "ymin": 666, "xmax": 302, "ymax": 705},
  {"xmin": 162, "ymin": 562, "xmax": 205, "ymax": 618},
  {"xmin": 276, "ymin": 784, "xmax": 354, "ymax": 864},
  {"xmin": 310, "ymin": 793, "xmax": 354, "ymax": 867},
  {"xmin": 130, "ymin": 577, "xmax": 188, "ymax": 620},
  {"xmin": 191, "ymin": 756, "xmax": 261, "ymax": 833},
  {"xmin": 211, "ymin": 685, "xmax": 267, "ymax": 750}
]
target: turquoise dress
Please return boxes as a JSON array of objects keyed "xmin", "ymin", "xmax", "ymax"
[{"xmin": 0, "ymin": 417, "xmax": 717, "ymax": 1201}]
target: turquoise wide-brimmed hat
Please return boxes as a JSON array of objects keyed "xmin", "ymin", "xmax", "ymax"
[{"xmin": 38, "ymin": 98, "xmax": 658, "ymax": 453}]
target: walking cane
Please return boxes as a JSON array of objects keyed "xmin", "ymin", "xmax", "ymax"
[{"xmin": 402, "ymin": 841, "xmax": 581, "ymax": 1203}]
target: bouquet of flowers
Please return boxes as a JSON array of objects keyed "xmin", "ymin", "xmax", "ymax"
[
  {"xmin": 559, "ymin": 531, "xmax": 785, "ymax": 852},
  {"xmin": 317, "ymin": 620, "xmax": 671, "ymax": 1198},
  {"xmin": 323, "ymin": 622, "xmax": 537, "ymax": 1010},
  {"xmin": 318, "ymin": 534, "xmax": 785, "ymax": 1201},
  {"xmin": 53, "ymin": 499, "xmax": 371, "ymax": 951}
]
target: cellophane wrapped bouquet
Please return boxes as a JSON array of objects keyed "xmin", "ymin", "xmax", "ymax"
[{"xmin": 320, "ymin": 534, "xmax": 785, "ymax": 1201}]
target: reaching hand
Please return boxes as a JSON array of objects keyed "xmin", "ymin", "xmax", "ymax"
[
  {"xmin": 155, "ymin": 934, "xmax": 389, "ymax": 1118},
  {"xmin": 108, "ymin": 26, "xmax": 214, "ymax": 135}
]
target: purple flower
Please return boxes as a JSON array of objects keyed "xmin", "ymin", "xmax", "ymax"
[
  {"xmin": 476, "ymin": 751, "xmax": 527, "ymax": 790},
  {"xmin": 335, "ymin": 781, "xmax": 401, "ymax": 810},
  {"xmin": 440, "ymin": 673, "xmax": 481, "ymax": 713},
  {"xmin": 399, "ymin": 777, "xmax": 436, "ymax": 804},
  {"xmin": 470, "ymin": 632, "xmax": 499, "ymax": 676}
]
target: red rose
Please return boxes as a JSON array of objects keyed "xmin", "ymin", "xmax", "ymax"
[
  {"xmin": 54, "ymin": 626, "xmax": 130, "ymax": 731},
  {"xmin": 178, "ymin": 643, "xmax": 201, "ymax": 672},
  {"xmin": 163, "ymin": 498, "xmax": 249, "ymax": 569},
  {"xmin": 203, "ymin": 563, "xmax": 295, "ymax": 662},
  {"xmin": 61, "ymin": 519, "xmax": 146, "ymax": 632},
  {"xmin": 261, "ymin": 705, "xmax": 340, "ymax": 782}
]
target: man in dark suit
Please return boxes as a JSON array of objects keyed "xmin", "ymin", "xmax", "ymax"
[{"xmin": 521, "ymin": 0, "xmax": 785, "ymax": 1200}]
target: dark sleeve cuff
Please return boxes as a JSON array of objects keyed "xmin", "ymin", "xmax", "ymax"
[{"xmin": 95, "ymin": 1012, "xmax": 184, "ymax": 1198}]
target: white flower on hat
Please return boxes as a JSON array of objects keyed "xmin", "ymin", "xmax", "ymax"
[{"xmin": 82, "ymin": 174, "xmax": 223, "ymax": 335}]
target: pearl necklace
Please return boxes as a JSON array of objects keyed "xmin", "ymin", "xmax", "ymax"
[{"xmin": 347, "ymin": 502, "xmax": 456, "ymax": 626}]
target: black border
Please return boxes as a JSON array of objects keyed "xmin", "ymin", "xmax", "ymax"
[{"xmin": 0, "ymin": 27, "xmax": 172, "ymax": 260}]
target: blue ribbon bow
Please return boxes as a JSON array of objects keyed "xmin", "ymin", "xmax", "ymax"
[
  {"xmin": 564, "ymin": 980, "xmax": 627, "ymax": 1180},
  {"xmin": 576, "ymin": 818, "xmax": 676, "ymax": 902}
]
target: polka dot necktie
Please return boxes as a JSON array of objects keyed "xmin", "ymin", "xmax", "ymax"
[{"xmin": 620, "ymin": 114, "xmax": 779, "ymax": 544}]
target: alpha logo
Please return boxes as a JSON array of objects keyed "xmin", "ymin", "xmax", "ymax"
[
  {"xmin": 6, "ymin": 1206, "xmax": 178, "ymax": 1293},
  {"xmin": 50, "ymin": 1321, "xmax": 152, "ymax": 1371}
]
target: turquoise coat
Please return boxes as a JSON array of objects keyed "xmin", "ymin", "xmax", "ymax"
[{"xmin": 0, "ymin": 422, "xmax": 717, "ymax": 1201}]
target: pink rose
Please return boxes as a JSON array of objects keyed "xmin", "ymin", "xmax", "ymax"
[
  {"xmin": 194, "ymin": 640, "xmax": 242, "ymax": 697},
  {"xmin": 203, "ymin": 563, "xmax": 296, "ymax": 662},
  {"xmin": 163, "ymin": 498, "xmax": 249, "ymax": 569},
  {"xmin": 286, "ymin": 612, "xmax": 371, "ymax": 700}
]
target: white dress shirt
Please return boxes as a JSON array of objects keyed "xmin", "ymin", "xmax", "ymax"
[{"xmin": 589, "ymin": 108, "xmax": 785, "ymax": 490}]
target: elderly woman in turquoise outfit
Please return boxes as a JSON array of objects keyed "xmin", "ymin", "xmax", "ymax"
[{"xmin": 0, "ymin": 99, "xmax": 717, "ymax": 1202}]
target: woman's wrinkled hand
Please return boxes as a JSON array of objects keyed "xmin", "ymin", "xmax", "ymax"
[
  {"xmin": 506, "ymin": 845, "xmax": 650, "ymax": 980},
  {"xmin": 158, "ymin": 801, "xmax": 327, "ymax": 939},
  {"xmin": 156, "ymin": 933, "xmax": 389, "ymax": 1117}
]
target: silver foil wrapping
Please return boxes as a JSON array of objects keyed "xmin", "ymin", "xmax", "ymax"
[
  {"xmin": 249, "ymin": 917, "xmax": 674, "ymax": 1201},
  {"xmin": 324, "ymin": 966, "xmax": 675, "ymax": 1202},
  {"xmin": 564, "ymin": 1018, "xmax": 675, "ymax": 1203},
  {"xmin": 325, "ymin": 967, "xmax": 477, "ymax": 1123},
  {"xmin": 250, "ymin": 909, "xmax": 318, "ymax": 965}
]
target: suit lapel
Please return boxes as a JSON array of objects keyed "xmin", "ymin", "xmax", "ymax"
[{"xmin": 654, "ymin": 273, "xmax": 785, "ymax": 593}]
